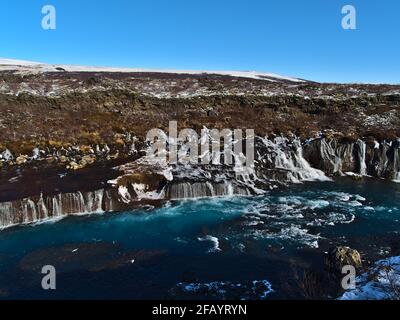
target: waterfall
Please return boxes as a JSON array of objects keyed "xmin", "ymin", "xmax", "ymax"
[
  {"xmin": 315, "ymin": 139, "xmax": 352, "ymax": 174},
  {"xmin": 2, "ymin": 136, "xmax": 400, "ymax": 228},
  {"xmin": 394, "ymin": 142, "xmax": 400, "ymax": 182},
  {"xmin": 37, "ymin": 194, "xmax": 49, "ymax": 220},
  {"xmin": 321, "ymin": 140, "xmax": 340, "ymax": 173},
  {"xmin": 206, "ymin": 181, "xmax": 216, "ymax": 197},
  {"xmin": 93, "ymin": 189, "xmax": 104, "ymax": 212},
  {"xmin": 22, "ymin": 199, "xmax": 38, "ymax": 222},
  {"xmin": 303, "ymin": 138, "xmax": 373, "ymax": 175},
  {"xmin": 0, "ymin": 202, "xmax": 15, "ymax": 227},
  {"xmin": 291, "ymin": 140, "xmax": 330, "ymax": 181},
  {"xmin": 63, "ymin": 192, "xmax": 85, "ymax": 214},
  {"xmin": 356, "ymin": 139, "xmax": 367, "ymax": 175},
  {"xmin": 261, "ymin": 137, "xmax": 329, "ymax": 183},
  {"xmin": 167, "ymin": 182, "xmax": 214, "ymax": 199},
  {"xmin": 302, "ymin": 138, "xmax": 400, "ymax": 180},
  {"xmin": 0, "ymin": 189, "xmax": 107, "ymax": 228},
  {"xmin": 166, "ymin": 181, "xmax": 248, "ymax": 200},
  {"xmin": 52, "ymin": 195, "xmax": 62, "ymax": 217},
  {"xmin": 370, "ymin": 142, "xmax": 393, "ymax": 179}
]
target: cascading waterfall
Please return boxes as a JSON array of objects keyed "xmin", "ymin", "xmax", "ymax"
[
  {"xmin": 369, "ymin": 142, "xmax": 393, "ymax": 179},
  {"xmin": 303, "ymin": 137, "xmax": 400, "ymax": 180},
  {"xmin": 0, "ymin": 189, "xmax": 106, "ymax": 228},
  {"xmin": 307, "ymin": 139, "xmax": 355, "ymax": 175},
  {"xmin": 166, "ymin": 181, "xmax": 249, "ymax": 200},
  {"xmin": 0, "ymin": 202, "xmax": 15, "ymax": 227},
  {"xmin": 52, "ymin": 194, "xmax": 62, "ymax": 217},
  {"xmin": 2, "ymin": 136, "xmax": 400, "ymax": 228},
  {"xmin": 261, "ymin": 137, "xmax": 329, "ymax": 183},
  {"xmin": 291, "ymin": 139, "xmax": 330, "ymax": 181},
  {"xmin": 233, "ymin": 151, "xmax": 265, "ymax": 194},
  {"xmin": 317, "ymin": 139, "xmax": 343, "ymax": 174},
  {"xmin": 355, "ymin": 139, "xmax": 367, "ymax": 175},
  {"xmin": 91, "ymin": 189, "xmax": 105, "ymax": 213},
  {"xmin": 20, "ymin": 198, "xmax": 38, "ymax": 223},
  {"xmin": 206, "ymin": 181, "xmax": 216, "ymax": 197},
  {"xmin": 394, "ymin": 141, "xmax": 400, "ymax": 182}
]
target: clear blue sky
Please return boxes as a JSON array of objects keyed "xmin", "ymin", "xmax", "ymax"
[{"xmin": 1, "ymin": 0, "xmax": 399, "ymax": 83}]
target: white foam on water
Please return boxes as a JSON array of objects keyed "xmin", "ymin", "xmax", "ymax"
[
  {"xmin": 328, "ymin": 192, "xmax": 352, "ymax": 202},
  {"xmin": 0, "ymin": 215, "xmax": 66, "ymax": 231},
  {"xmin": 347, "ymin": 200, "xmax": 363, "ymax": 207},
  {"xmin": 305, "ymin": 199, "xmax": 330, "ymax": 210},
  {"xmin": 277, "ymin": 225, "xmax": 320, "ymax": 248},
  {"xmin": 171, "ymin": 279, "xmax": 274, "ymax": 300},
  {"xmin": 251, "ymin": 225, "xmax": 321, "ymax": 249},
  {"xmin": 354, "ymin": 195, "xmax": 366, "ymax": 202},
  {"xmin": 197, "ymin": 235, "xmax": 222, "ymax": 253}
]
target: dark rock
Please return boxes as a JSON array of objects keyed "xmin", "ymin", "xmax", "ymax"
[{"xmin": 325, "ymin": 246, "xmax": 362, "ymax": 273}]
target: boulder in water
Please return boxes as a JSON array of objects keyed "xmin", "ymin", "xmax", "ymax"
[{"xmin": 326, "ymin": 246, "xmax": 362, "ymax": 273}]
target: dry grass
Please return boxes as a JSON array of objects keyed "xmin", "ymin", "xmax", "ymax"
[{"xmin": 0, "ymin": 72, "xmax": 399, "ymax": 156}]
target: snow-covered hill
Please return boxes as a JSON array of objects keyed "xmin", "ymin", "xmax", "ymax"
[{"xmin": 0, "ymin": 58, "xmax": 304, "ymax": 83}]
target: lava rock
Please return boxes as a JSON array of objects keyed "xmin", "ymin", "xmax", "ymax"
[{"xmin": 326, "ymin": 246, "xmax": 362, "ymax": 273}]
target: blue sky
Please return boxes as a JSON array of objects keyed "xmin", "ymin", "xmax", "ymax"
[{"xmin": 0, "ymin": 0, "xmax": 399, "ymax": 83}]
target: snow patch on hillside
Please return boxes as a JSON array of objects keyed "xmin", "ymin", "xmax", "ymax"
[
  {"xmin": 0, "ymin": 58, "xmax": 304, "ymax": 83},
  {"xmin": 340, "ymin": 256, "xmax": 400, "ymax": 300}
]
